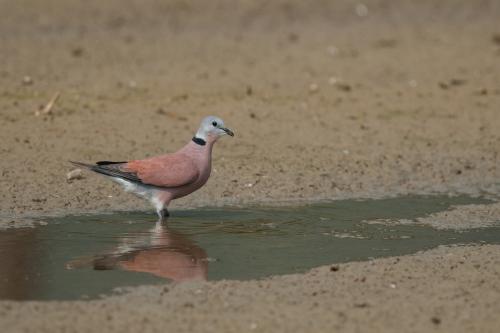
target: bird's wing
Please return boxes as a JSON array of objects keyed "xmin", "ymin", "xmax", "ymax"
[
  {"xmin": 124, "ymin": 154, "xmax": 199, "ymax": 188},
  {"xmin": 70, "ymin": 160, "xmax": 142, "ymax": 184}
]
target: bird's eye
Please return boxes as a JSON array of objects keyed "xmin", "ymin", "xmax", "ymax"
[{"xmin": 212, "ymin": 121, "xmax": 218, "ymax": 127}]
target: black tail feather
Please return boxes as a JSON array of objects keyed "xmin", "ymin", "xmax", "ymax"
[
  {"xmin": 69, "ymin": 160, "xmax": 142, "ymax": 184},
  {"xmin": 96, "ymin": 161, "xmax": 127, "ymax": 165}
]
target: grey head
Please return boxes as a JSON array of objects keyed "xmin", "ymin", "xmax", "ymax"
[{"xmin": 194, "ymin": 116, "xmax": 234, "ymax": 142}]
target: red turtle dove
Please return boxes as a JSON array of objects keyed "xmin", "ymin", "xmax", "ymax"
[{"xmin": 71, "ymin": 116, "xmax": 234, "ymax": 222}]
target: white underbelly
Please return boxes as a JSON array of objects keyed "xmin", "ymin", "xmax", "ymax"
[{"xmin": 112, "ymin": 177, "xmax": 155, "ymax": 200}]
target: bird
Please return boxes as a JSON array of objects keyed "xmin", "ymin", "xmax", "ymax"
[{"xmin": 71, "ymin": 115, "xmax": 234, "ymax": 222}]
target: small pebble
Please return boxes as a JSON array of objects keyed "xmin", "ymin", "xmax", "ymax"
[
  {"xmin": 477, "ymin": 88, "xmax": 488, "ymax": 95},
  {"xmin": 492, "ymin": 33, "xmax": 500, "ymax": 45},
  {"xmin": 337, "ymin": 83, "xmax": 352, "ymax": 92},
  {"xmin": 450, "ymin": 78, "xmax": 466, "ymax": 86},
  {"xmin": 355, "ymin": 4, "xmax": 369, "ymax": 17},
  {"xmin": 66, "ymin": 168, "xmax": 84, "ymax": 181},
  {"xmin": 71, "ymin": 47, "xmax": 84, "ymax": 57},
  {"xmin": 327, "ymin": 45, "xmax": 338, "ymax": 56},
  {"xmin": 22, "ymin": 75, "xmax": 33, "ymax": 85},
  {"xmin": 309, "ymin": 83, "xmax": 319, "ymax": 93},
  {"xmin": 354, "ymin": 302, "xmax": 369, "ymax": 308},
  {"xmin": 328, "ymin": 76, "xmax": 338, "ymax": 85},
  {"xmin": 288, "ymin": 32, "xmax": 299, "ymax": 43}
]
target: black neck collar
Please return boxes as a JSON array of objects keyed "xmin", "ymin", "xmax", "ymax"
[{"xmin": 192, "ymin": 137, "xmax": 206, "ymax": 146}]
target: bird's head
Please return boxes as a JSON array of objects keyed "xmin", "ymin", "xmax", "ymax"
[{"xmin": 194, "ymin": 116, "xmax": 234, "ymax": 144}]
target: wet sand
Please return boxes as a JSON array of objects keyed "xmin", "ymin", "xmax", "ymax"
[
  {"xmin": 1, "ymin": 0, "xmax": 500, "ymax": 331},
  {"xmin": 365, "ymin": 201, "xmax": 500, "ymax": 230}
]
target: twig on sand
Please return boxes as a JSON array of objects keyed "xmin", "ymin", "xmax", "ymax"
[{"xmin": 35, "ymin": 92, "xmax": 60, "ymax": 116}]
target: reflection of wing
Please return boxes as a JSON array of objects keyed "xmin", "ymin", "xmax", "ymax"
[
  {"xmin": 119, "ymin": 247, "xmax": 207, "ymax": 281},
  {"xmin": 66, "ymin": 224, "xmax": 208, "ymax": 282}
]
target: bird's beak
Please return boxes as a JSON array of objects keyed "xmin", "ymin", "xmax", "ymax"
[{"xmin": 222, "ymin": 127, "xmax": 234, "ymax": 137}]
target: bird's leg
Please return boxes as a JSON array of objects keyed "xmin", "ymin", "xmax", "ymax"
[
  {"xmin": 160, "ymin": 208, "xmax": 170, "ymax": 219},
  {"xmin": 156, "ymin": 208, "xmax": 170, "ymax": 225},
  {"xmin": 153, "ymin": 191, "xmax": 172, "ymax": 224}
]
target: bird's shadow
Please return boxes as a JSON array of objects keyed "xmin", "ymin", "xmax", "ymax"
[{"xmin": 66, "ymin": 220, "xmax": 208, "ymax": 282}]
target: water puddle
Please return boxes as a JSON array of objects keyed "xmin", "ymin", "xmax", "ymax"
[{"xmin": 1, "ymin": 195, "xmax": 499, "ymax": 301}]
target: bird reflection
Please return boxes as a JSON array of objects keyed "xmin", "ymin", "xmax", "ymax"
[{"xmin": 67, "ymin": 222, "xmax": 208, "ymax": 282}]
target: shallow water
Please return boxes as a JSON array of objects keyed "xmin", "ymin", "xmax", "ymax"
[{"xmin": 1, "ymin": 195, "xmax": 499, "ymax": 301}]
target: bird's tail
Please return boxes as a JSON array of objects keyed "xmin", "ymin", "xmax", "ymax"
[
  {"xmin": 69, "ymin": 160, "xmax": 140, "ymax": 184},
  {"xmin": 69, "ymin": 160, "xmax": 95, "ymax": 169}
]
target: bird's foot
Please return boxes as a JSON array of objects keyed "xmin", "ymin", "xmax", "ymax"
[
  {"xmin": 161, "ymin": 208, "xmax": 170, "ymax": 218},
  {"xmin": 156, "ymin": 208, "xmax": 170, "ymax": 225}
]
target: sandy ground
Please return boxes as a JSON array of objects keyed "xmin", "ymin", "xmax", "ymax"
[{"xmin": 1, "ymin": 0, "xmax": 500, "ymax": 332}]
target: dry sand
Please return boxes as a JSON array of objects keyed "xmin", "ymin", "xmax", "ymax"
[{"xmin": 1, "ymin": 0, "xmax": 500, "ymax": 332}]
